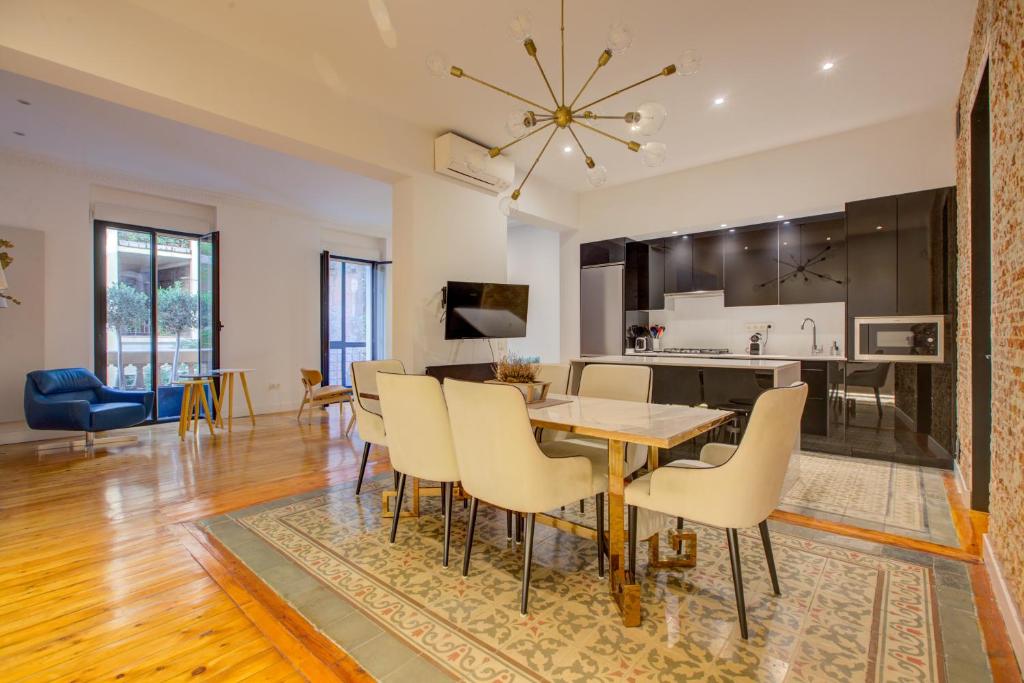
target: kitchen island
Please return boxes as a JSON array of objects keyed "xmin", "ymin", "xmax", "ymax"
[{"xmin": 574, "ymin": 354, "xmax": 801, "ymax": 389}]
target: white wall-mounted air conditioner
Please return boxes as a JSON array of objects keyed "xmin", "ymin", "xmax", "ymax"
[{"xmin": 433, "ymin": 132, "xmax": 514, "ymax": 194}]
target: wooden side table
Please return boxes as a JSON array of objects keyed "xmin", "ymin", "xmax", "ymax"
[
  {"xmin": 213, "ymin": 369, "xmax": 256, "ymax": 431},
  {"xmin": 177, "ymin": 378, "xmax": 216, "ymax": 439}
]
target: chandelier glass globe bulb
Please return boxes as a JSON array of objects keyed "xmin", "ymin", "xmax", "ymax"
[
  {"xmin": 498, "ymin": 195, "xmax": 519, "ymax": 216},
  {"xmin": 641, "ymin": 142, "xmax": 667, "ymax": 167},
  {"xmin": 586, "ymin": 164, "xmax": 608, "ymax": 188},
  {"xmin": 677, "ymin": 49, "xmax": 702, "ymax": 76},
  {"xmin": 425, "ymin": 52, "xmax": 451, "ymax": 78},
  {"xmin": 506, "ymin": 109, "xmax": 534, "ymax": 138},
  {"xmin": 606, "ymin": 22, "xmax": 633, "ymax": 54},
  {"xmin": 633, "ymin": 102, "xmax": 668, "ymax": 136},
  {"xmin": 507, "ymin": 11, "xmax": 533, "ymax": 42}
]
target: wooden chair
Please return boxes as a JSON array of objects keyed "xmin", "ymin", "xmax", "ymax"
[{"xmin": 297, "ymin": 368, "xmax": 354, "ymax": 435}]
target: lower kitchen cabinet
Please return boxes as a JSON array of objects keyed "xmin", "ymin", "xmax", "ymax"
[{"xmin": 800, "ymin": 361, "xmax": 829, "ymax": 436}]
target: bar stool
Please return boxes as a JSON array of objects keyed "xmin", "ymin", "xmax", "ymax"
[
  {"xmin": 212, "ymin": 368, "xmax": 256, "ymax": 430},
  {"xmin": 178, "ymin": 378, "xmax": 216, "ymax": 439}
]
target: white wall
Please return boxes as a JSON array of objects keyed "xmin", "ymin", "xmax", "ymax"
[
  {"xmin": 391, "ymin": 173, "xmax": 509, "ymax": 373},
  {"xmin": 561, "ymin": 107, "xmax": 956, "ymax": 361},
  {"xmin": 506, "ymin": 223, "xmax": 560, "ymax": 362},
  {"xmin": 0, "ymin": 225, "xmax": 45, "ymax": 422},
  {"xmin": 649, "ymin": 295, "xmax": 845, "ymax": 357},
  {"xmin": 0, "ymin": 150, "xmax": 388, "ymax": 430}
]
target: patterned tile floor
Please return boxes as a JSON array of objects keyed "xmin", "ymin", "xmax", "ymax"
[
  {"xmin": 200, "ymin": 475, "xmax": 990, "ymax": 682},
  {"xmin": 781, "ymin": 452, "xmax": 959, "ymax": 547}
]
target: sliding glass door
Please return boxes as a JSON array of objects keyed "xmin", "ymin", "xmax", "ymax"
[
  {"xmin": 321, "ymin": 253, "xmax": 389, "ymax": 387},
  {"xmin": 94, "ymin": 221, "xmax": 219, "ymax": 421}
]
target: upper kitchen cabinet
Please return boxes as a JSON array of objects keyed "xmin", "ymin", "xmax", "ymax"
[
  {"xmin": 897, "ymin": 188, "xmax": 955, "ymax": 315},
  {"xmin": 691, "ymin": 230, "xmax": 725, "ymax": 291},
  {"xmin": 724, "ymin": 223, "xmax": 779, "ymax": 307},
  {"xmin": 580, "ymin": 238, "xmax": 626, "ymax": 267},
  {"xmin": 846, "ymin": 195, "xmax": 898, "ymax": 318},
  {"xmin": 625, "ymin": 239, "xmax": 665, "ymax": 311},
  {"xmin": 779, "ymin": 213, "xmax": 847, "ymax": 305},
  {"xmin": 663, "ymin": 235, "xmax": 694, "ymax": 293}
]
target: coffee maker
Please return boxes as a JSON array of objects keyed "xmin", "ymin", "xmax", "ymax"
[{"xmin": 627, "ymin": 325, "xmax": 650, "ymax": 352}]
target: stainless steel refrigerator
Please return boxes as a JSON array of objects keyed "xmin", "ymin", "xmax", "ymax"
[{"xmin": 580, "ymin": 264, "xmax": 625, "ymax": 356}]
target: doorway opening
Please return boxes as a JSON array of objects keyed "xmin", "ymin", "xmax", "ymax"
[
  {"xmin": 968, "ymin": 62, "xmax": 991, "ymax": 512},
  {"xmin": 93, "ymin": 221, "xmax": 220, "ymax": 422}
]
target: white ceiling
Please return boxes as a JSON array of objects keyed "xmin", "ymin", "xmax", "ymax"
[
  {"xmin": 116, "ymin": 0, "xmax": 975, "ymax": 192},
  {"xmin": 0, "ymin": 70, "xmax": 393, "ymax": 231}
]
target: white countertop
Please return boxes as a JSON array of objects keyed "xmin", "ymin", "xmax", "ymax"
[
  {"xmin": 577, "ymin": 355, "xmax": 800, "ymax": 371},
  {"xmin": 624, "ymin": 350, "xmax": 847, "ymax": 362}
]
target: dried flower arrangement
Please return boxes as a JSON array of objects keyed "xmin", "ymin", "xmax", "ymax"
[
  {"xmin": 0, "ymin": 238, "xmax": 20, "ymax": 306},
  {"xmin": 493, "ymin": 353, "xmax": 538, "ymax": 383}
]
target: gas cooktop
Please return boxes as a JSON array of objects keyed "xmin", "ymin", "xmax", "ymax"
[{"xmin": 662, "ymin": 348, "xmax": 731, "ymax": 355}]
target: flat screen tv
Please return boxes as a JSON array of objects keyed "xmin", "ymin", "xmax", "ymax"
[{"xmin": 444, "ymin": 281, "xmax": 529, "ymax": 340}]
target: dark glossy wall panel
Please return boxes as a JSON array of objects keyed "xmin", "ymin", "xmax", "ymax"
[
  {"xmin": 692, "ymin": 231, "xmax": 725, "ymax": 291},
  {"xmin": 664, "ymin": 235, "xmax": 694, "ymax": 293},
  {"xmin": 580, "ymin": 239, "xmax": 626, "ymax": 267},
  {"xmin": 846, "ymin": 196, "xmax": 899, "ymax": 317},
  {"xmin": 898, "ymin": 188, "xmax": 953, "ymax": 315},
  {"xmin": 724, "ymin": 223, "xmax": 778, "ymax": 307}
]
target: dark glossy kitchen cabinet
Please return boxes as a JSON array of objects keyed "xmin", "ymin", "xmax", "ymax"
[
  {"xmin": 663, "ymin": 235, "xmax": 694, "ymax": 293},
  {"xmin": 800, "ymin": 360, "xmax": 829, "ymax": 436},
  {"xmin": 898, "ymin": 188, "xmax": 954, "ymax": 315},
  {"xmin": 724, "ymin": 223, "xmax": 778, "ymax": 307},
  {"xmin": 779, "ymin": 213, "xmax": 846, "ymax": 305},
  {"xmin": 846, "ymin": 196, "xmax": 899, "ymax": 319},
  {"xmin": 692, "ymin": 231, "xmax": 725, "ymax": 291},
  {"xmin": 580, "ymin": 238, "xmax": 626, "ymax": 267},
  {"xmin": 625, "ymin": 239, "xmax": 665, "ymax": 311}
]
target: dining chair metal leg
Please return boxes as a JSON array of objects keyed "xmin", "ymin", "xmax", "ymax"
[
  {"xmin": 759, "ymin": 520, "xmax": 781, "ymax": 596},
  {"xmin": 442, "ymin": 482, "xmax": 454, "ymax": 568},
  {"xmin": 627, "ymin": 505, "xmax": 638, "ymax": 580},
  {"xmin": 520, "ymin": 513, "xmax": 537, "ymax": 615},
  {"xmin": 677, "ymin": 517, "xmax": 685, "ymax": 531},
  {"xmin": 462, "ymin": 497, "xmax": 479, "ymax": 577},
  {"xmin": 579, "ymin": 499, "xmax": 585, "ymax": 514},
  {"xmin": 873, "ymin": 388, "xmax": 883, "ymax": 418},
  {"xmin": 515, "ymin": 513, "xmax": 523, "ymax": 544},
  {"xmin": 393, "ymin": 471, "xmax": 400, "ymax": 493},
  {"xmin": 389, "ymin": 473, "xmax": 407, "ymax": 543},
  {"xmin": 506, "ymin": 509, "xmax": 513, "ymax": 542},
  {"xmin": 595, "ymin": 493, "xmax": 605, "ymax": 578},
  {"xmin": 726, "ymin": 528, "xmax": 749, "ymax": 640},
  {"xmin": 355, "ymin": 443, "xmax": 371, "ymax": 495}
]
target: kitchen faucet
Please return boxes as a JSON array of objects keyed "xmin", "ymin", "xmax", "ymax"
[{"xmin": 801, "ymin": 318, "xmax": 821, "ymax": 355}]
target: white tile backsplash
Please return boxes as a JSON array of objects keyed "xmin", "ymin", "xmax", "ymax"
[{"xmin": 648, "ymin": 293, "xmax": 845, "ymax": 356}]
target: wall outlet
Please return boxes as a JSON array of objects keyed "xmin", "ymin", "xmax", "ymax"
[{"xmin": 745, "ymin": 322, "xmax": 772, "ymax": 333}]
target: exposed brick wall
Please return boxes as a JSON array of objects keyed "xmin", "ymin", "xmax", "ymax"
[{"xmin": 956, "ymin": 0, "xmax": 1024, "ymax": 617}]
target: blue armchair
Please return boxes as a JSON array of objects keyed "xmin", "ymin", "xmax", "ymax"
[{"xmin": 25, "ymin": 368, "xmax": 154, "ymax": 449}]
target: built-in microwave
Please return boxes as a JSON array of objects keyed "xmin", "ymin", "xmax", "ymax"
[{"xmin": 853, "ymin": 315, "xmax": 945, "ymax": 364}]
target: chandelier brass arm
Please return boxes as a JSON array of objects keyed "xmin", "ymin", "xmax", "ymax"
[
  {"xmin": 567, "ymin": 127, "xmax": 598, "ymax": 170},
  {"xmin": 523, "ymin": 39, "xmax": 559, "ymax": 108},
  {"xmin": 568, "ymin": 49, "xmax": 613, "ymax": 109},
  {"xmin": 573, "ymin": 64, "xmax": 677, "ymax": 114},
  {"xmin": 487, "ymin": 120, "xmax": 555, "ymax": 158},
  {"xmin": 573, "ymin": 120, "xmax": 641, "ymax": 152},
  {"xmin": 450, "ymin": 66, "xmax": 555, "ymax": 114},
  {"xmin": 511, "ymin": 126, "xmax": 559, "ymax": 200}
]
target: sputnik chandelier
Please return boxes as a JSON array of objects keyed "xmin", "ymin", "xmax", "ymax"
[{"xmin": 428, "ymin": 0, "xmax": 700, "ymax": 214}]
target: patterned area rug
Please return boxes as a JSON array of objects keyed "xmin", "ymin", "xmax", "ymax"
[
  {"xmin": 782, "ymin": 453, "xmax": 926, "ymax": 532},
  {"xmin": 225, "ymin": 478, "xmax": 948, "ymax": 682}
]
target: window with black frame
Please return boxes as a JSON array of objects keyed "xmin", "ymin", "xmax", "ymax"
[{"xmin": 321, "ymin": 252, "xmax": 390, "ymax": 387}]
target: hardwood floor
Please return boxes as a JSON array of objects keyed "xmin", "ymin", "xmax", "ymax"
[
  {"xmin": 0, "ymin": 407, "xmax": 388, "ymax": 681},
  {"xmin": 0, "ymin": 407, "xmax": 1017, "ymax": 681}
]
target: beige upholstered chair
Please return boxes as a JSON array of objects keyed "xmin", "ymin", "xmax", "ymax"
[
  {"xmin": 297, "ymin": 368, "xmax": 355, "ymax": 434},
  {"xmin": 534, "ymin": 363, "xmax": 571, "ymax": 394},
  {"xmin": 625, "ymin": 382, "xmax": 808, "ymax": 640},
  {"xmin": 444, "ymin": 379, "xmax": 603, "ymax": 614},
  {"xmin": 377, "ymin": 372, "xmax": 462, "ymax": 566},
  {"xmin": 539, "ymin": 364, "xmax": 654, "ymax": 516},
  {"xmin": 350, "ymin": 359, "xmax": 405, "ymax": 494}
]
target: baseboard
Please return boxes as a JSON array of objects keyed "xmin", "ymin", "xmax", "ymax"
[
  {"xmin": 953, "ymin": 460, "xmax": 970, "ymax": 506},
  {"xmin": 927, "ymin": 435, "xmax": 951, "ymax": 461},
  {"xmin": 894, "ymin": 405, "xmax": 917, "ymax": 432},
  {"xmin": 0, "ymin": 422, "xmax": 80, "ymax": 446},
  {"xmin": 983, "ymin": 534, "xmax": 1024, "ymax": 671}
]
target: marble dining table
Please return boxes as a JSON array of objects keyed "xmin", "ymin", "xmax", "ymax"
[{"xmin": 527, "ymin": 394, "xmax": 733, "ymax": 627}]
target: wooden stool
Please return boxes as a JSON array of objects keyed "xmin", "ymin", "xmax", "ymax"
[
  {"xmin": 177, "ymin": 379, "xmax": 216, "ymax": 439},
  {"xmin": 213, "ymin": 369, "xmax": 256, "ymax": 431}
]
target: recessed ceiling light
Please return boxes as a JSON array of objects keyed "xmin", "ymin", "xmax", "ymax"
[
  {"xmin": 821, "ymin": 61, "xmax": 835, "ymax": 71},
  {"xmin": 563, "ymin": 145, "xmax": 572, "ymax": 153},
  {"xmin": 876, "ymin": 225, "xmax": 884, "ymax": 230},
  {"xmin": 783, "ymin": 220, "xmax": 791, "ymax": 224},
  {"xmin": 682, "ymin": 235, "xmax": 689, "ymax": 239},
  {"xmin": 12, "ymin": 131, "xmax": 25, "ymax": 136},
  {"xmin": 16, "ymin": 99, "xmax": 31, "ymax": 106},
  {"xmin": 728, "ymin": 228, "xmax": 735, "ymax": 233},
  {"xmin": 713, "ymin": 96, "xmax": 726, "ymax": 106},
  {"xmin": 671, "ymin": 230, "xmax": 678, "ymax": 235},
  {"xmin": 776, "ymin": 214, "xmax": 785, "ymax": 219},
  {"xmin": 720, "ymin": 223, "xmax": 728, "ymax": 228}
]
